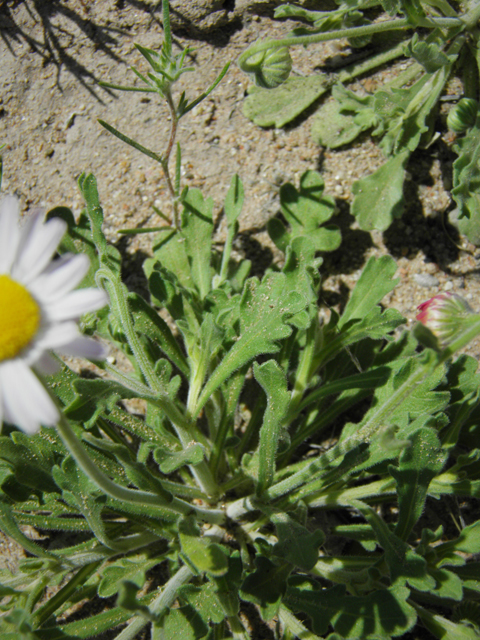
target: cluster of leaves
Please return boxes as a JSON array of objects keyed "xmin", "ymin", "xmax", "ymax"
[
  {"xmin": 0, "ymin": 170, "xmax": 480, "ymax": 639},
  {"xmin": 2, "ymin": 2, "xmax": 480, "ymax": 639},
  {"xmin": 240, "ymin": 0, "xmax": 480, "ymax": 240}
]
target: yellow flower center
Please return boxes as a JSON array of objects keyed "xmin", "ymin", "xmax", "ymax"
[{"xmin": 0, "ymin": 275, "xmax": 41, "ymax": 362}]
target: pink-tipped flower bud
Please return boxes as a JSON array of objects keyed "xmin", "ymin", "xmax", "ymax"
[{"xmin": 416, "ymin": 292, "xmax": 474, "ymax": 347}]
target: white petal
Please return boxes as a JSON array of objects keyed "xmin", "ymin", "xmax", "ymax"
[
  {"xmin": 0, "ymin": 195, "xmax": 21, "ymax": 273},
  {"xmin": 0, "ymin": 360, "xmax": 59, "ymax": 433},
  {"xmin": 57, "ymin": 336, "xmax": 107, "ymax": 360},
  {"xmin": 0, "ymin": 380, "xmax": 3, "ymax": 430},
  {"xmin": 46, "ymin": 288, "xmax": 109, "ymax": 321},
  {"xmin": 33, "ymin": 353, "xmax": 61, "ymax": 375},
  {"xmin": 34, "ymin": 321, "xmax": 80, "ymax": 351},
  {"xmin": 12, "ymin": 212, "xmax": 67, "ymax": 284},
  {"xmin": 29, "ymin": 253, "xmax": 90, "ymax": 302}
]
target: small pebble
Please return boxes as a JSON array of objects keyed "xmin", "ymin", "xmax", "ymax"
[
  {"xmin": 444, "ymin": 281, "xmax": 454, "ymax": 291},
  {"xmin": 413, "ymin": 273, "xmax": 440, "ymax": 288}
]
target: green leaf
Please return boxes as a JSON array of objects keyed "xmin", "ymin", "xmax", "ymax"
[
  {"xmin": 355, "ymin": 501, "xmax": 436, "ymax": 592},
  {"xmin": 381, "ymin": 68, "xmax": 451, "ymax": 156},
  {"xmin": 285, "ymin": 581, "xmax": 417, "ymax": 638},
  {"xmin": 181, "ymin": 187, "xmax": 214, "ymax": 299},
  {"xmin": 243, "ymin": 76, "xmax": 328, "ymax": 128},
  {"xmin": 179, "ymin": 518, "xmax": 229, "ymax": 577},
  {"xmin": 406, "ymin": 34, "xmax": 455, "ymax": 73},
  {"xmin": 340, "ymin": 358, "xmax": 449, "ymax": 473},
  {"xmin": 98, "ymin": 119, "xmax": 163, "ymax": 165},
  {"xmin": 449, "ymin": 562, "xmax": 480, "ymax": 594},
  {"xmin": 84, "ymin": 434, "xmax": 172, "ymax": 499},
  {"xmin": 271, "ymin": 511, "xmax": 325, "ymax": 571},
  {"xmin": 215, "ymin": 174, "xmax": 245, "ymax": 288},
  {"xmin": 34, "ymin": 595, "xmax": 158, "ymax": 639},
  {"xmin": 46, "ymin": 208, "xmax": 120, "ymax": 289},
  {"xmin": 331, "ymin": 524, "xmax": 377, "ymax": 552},
  {"xmin": 52, "ymin": 456, "xmax": 120, "ymax": 549},
  {"xmin": 154, "ymin": 443, "xmax": 205, "ymax": 474},
  {"xmin": 435, "ymin": 520, "xmax": 480, "ymax": 559},
  {"xmin": 428, "ymin": 567, "xmax": 464, "ymax": 601},
  {"xmin": 253, "ymin": 360, "xmax": 291, "ymax": 493},
  {"xmin": 117, "ymin": 581, "xmax": 158, "ymax": 622},
  {"xmin": 311, "ymin": 99, "xmax": 364, "ymax": 148},
  {"xmin": 195, "ymin": 271, "xmax": 307, "ymax": 415},
  {"xmin": 64, "ymin": 378, "xmax": 141, "ymax": 427},
  {"xmin": 351, "ymin": 150, "xmax": 410, "ymax": 231},
  {"xmin": 179, "ymin": 582, "xmax": 225, "ymax": 625},
  {"xmin": 270, "ymin": 170, "xmax": 340, "ymax": 253},
  {"xmin": 339, "ymin": 256, "xmax": 399, "ymax": 328},
  {"xmin": 77, "ymin": 173, "xmax": 110, "ymax": 263},
  {"xmin": 390, "ymin": 427, "xmax": 447, "ymax": 541},
  {"xmin": 240, "ymin": 557, "xmax": 292, "ymax": 620},
  {"xmin": 0, "ymin": 502, "xmax": 57, "ymax": 559},
  {"xmin": 224, "ymin": 173, "xmax": 244, "ymax": 227},
  {"xmin": 98, "ymin": 555, "xmax": 161, "ymax": 597},
  {"xmin": 150, "ymin": 231, "xmax": 196, "ymax": 294},
  {"xmin": 128, "ymin": 292, "xmax": 189, "ymax": 377},
  {"xmin": 282, "ymin": 237, "xmax": 322, "ymax": 327},
  {"xmin": 452, "ymin": 116, "xmax": 480, "ymax": 238},
  {"xmin": 211, "ymin": 553, "xmax": 243, "ymax": 617},
  {"xmin": 0, "ymin": 430, "xmax": 63, "ymax": 495},
  {"xmin": 155, "ymin": 605, "xmax": 209, "ymax": 640},
  {"xmin": 332, "ymin": 83, "xmax": 379, "ymax": 132},
  {"xmin": 417, "ymin": 607, "xmax": 480, "ymax": 640},
  {"xmin": 380, "ymin": 0, "xmax": 425, "ymax": 22}
]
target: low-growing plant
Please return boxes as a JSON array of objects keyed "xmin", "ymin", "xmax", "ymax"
[
  {"xmin": 239, "ymin": 0, "xmax": 480, "ymax": 241},
  {"xmin": 2, "ymin": 3, "xmax": 480, "ymax": 640}
]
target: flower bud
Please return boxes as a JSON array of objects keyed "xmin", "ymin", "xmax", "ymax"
[
  {"xmin": 416, "ymin": 292, "xmax": 474, "ymax": 347},
  {"xmin": 244, "ymin": 45, "xmax": 292, "ymax": 89},
  {"xmin": 447, "ymin": 98, "xmax": 479, "ymax": 134}
]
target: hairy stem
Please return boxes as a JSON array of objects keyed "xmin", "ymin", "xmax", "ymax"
[
  {"xmin": 114, "ymin": 564, "xmax": 193, "ymax": 640},
  {"xmin": 55, "ymin": 414, "xmax": 225, "ymax": 524}
]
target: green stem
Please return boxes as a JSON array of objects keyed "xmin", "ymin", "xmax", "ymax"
[
  {"xmin": 114, "ymin": 564, "xmax": 193, "ymax": 640},
  {"xmin": 239, "ymin": 17, "xmax": 462, "ymax": 73},
  {"xmin": 337, "ymin": 40, "xmax": 410, "ymax": 85},
  {"xmin": 163, "ymin": 89, "xmax": 180, "ymax": 229},
  {"xmin": 306, "ymin": 477, "xmax": 396, "ymax": 508},
  {"xmin": 33, "ymin": 562, "xmax": 101, "ymax": 628},
  {"xmin": 288, "ymin": 324, "xmax": 317, "ymax": 417},
  {"xmin": 227, "ymin": 615, "xmax": 249, "ymax": 640},
  {"xmin": 56, "ymin": 415, "xmax": 225, "ymax": 525},
  {"xmin": 268, "ymin": 359, "xmax": 432, "ymax": 501},
  {"xmin": 96, "ymin": 268, "xmax": 161, "ymax": 393},
  {"xmin": 96, "ymin": 270, "xmax": 217, "ymax": 496}
]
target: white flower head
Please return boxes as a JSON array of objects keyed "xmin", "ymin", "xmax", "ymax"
[{"xmin": 0, "ymin": 195, "xmax": 108, "ymax": 434}]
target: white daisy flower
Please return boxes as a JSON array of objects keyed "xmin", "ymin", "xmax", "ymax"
[{"xmin": 0, "ymin": 195, "xmax": 108, "ymax": 434}]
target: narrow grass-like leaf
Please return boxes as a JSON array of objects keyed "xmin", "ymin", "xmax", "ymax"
[
  {"xmin": 98, "ymin": 120, "xmax": 163, "ymax": 164},
  {"xmin": 178, "ymin": 63, "xmax": 230, "ymax": 117}
]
